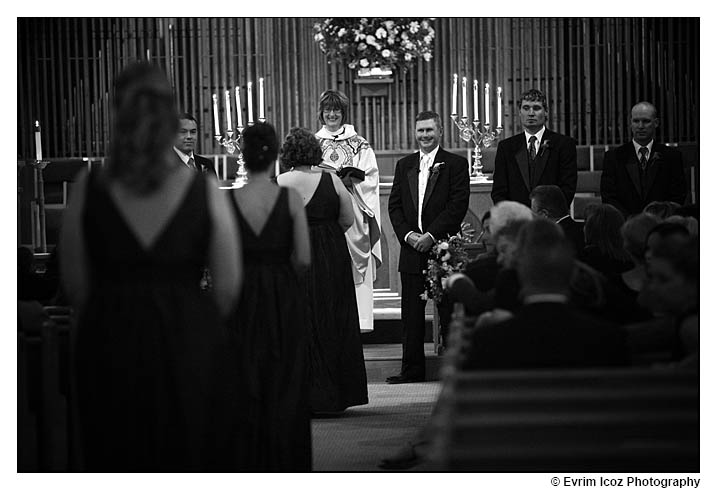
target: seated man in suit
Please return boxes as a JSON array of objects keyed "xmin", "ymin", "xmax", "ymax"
[
  {"xmin": 460, "ymin": 218, "xmax": 628, "ymax": 370},
  {"xmin": 491, "ymin": 88, "xmax": 577, "ymax": 208},
  {"xmin": 530, "ymin": 184, "xmax": 585, "ymax": 255},
  {"xmin": 600, "ymin": 101, "xmax": 686, "ymax": 217},
  {"xmin": 173, "ymin": 113, "xmax": 217, "ymax": 178}
]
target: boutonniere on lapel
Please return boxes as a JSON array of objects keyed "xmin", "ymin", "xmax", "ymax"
[
  {"xmin": 651, "ymin": 151, "xmax": 662, "ymax": 164},
  {"xmin": 538, "ymin": 140, "xmax": 550, "ymax": 157},
  {"xmin": 430, "ymin": 162, "xmax": 445, "ymax": 177}
]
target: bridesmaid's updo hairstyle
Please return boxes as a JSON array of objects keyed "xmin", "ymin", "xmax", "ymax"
[
  {"xmin": 280, "ymin": 127, "xmax": 323, "ymax": 169},
  {"xmin": 318, "ymin": 89, "xmax": 350, "ymax": 126},
  {"xmin": 241, "ymin": 122, "xmax": 279, "ymax": 172}
]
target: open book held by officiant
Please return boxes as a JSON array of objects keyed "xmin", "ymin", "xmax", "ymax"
[{"xmin": 318, "ymin": 163, "xmax": 365, "ymax": 182}]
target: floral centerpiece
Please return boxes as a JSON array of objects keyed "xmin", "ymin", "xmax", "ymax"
[
  {"xmin": 421, "ymin": 222, "xmax": 474, "ymax": 303},
  {"xmin": 313, "ymin": 18, "xmax": 435, "ymax": 73}
]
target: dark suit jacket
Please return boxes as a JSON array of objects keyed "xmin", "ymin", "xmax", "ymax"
[
  {"xmin": 557, "ymin": 216, "xmax": 585, "ymax": 255},
  {"xmin": 461, "ymin": 301, "xmax": 628, "ymax": 370},
  {"xmin": 175, "ymin": 151, "xmax": 218, "ymax": 178},
  {"xmin": 491, "ymin": 129, "xmax": 577, "ymax": 207},
  {"xmin": 388, "ymin": 147, "xmax": 470, "ymax": 274},
  {"xmin": 600, "ymin": 142, "xmax": 686, "ymax": 217}
]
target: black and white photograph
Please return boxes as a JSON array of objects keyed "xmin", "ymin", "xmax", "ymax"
[{"xmin": 14, "ymin": 12, "xmax": 706, "ymax": 486}]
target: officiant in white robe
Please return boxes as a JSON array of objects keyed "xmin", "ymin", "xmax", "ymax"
[{"xmin": 315, "ymin": 90, "xmax": 381, "ymax": 332}]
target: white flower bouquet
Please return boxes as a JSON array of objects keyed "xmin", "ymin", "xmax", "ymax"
[{"xmin": 313, "ymin": 18, "xmax": 435, "ymax": 73}]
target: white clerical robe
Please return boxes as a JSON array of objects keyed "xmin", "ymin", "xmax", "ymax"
[{"xmin": 315, "ymin": 124, "xmax": 382, "ymax": 332}]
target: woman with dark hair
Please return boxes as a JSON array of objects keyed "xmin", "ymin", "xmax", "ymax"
[
  {"xmin": 278, "ymin": 127, "xmax": 368, "ymax": 415},
  {"xmin": 315, "ymin": 90, "xmax": 381, "ymax": 333},
  {"xmin": 580, "ymin": 204, "xmax": 633, "ymax": 279},
  {"xmin": 228, "ymin": 122, "xmax": 312, "ymax": 470},
  {"xmin": 59, "ymin": 62, "xmax": 242, "ymax": 470}
]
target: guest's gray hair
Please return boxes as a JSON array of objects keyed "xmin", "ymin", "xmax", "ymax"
[{"xmin": 488, "ymin": 201, "xmax": 534, "ymax": 236}]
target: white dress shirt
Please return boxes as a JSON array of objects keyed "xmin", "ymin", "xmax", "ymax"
[
  {"xmin": 173, "ymin": 147, "xmax": 196, "ymax": 169},
  {"xmin": 524, "ymin": 126, "xmax": 547, "ymax": 153},
  {"xmin": 632, "ymin": 139, "xmax": 654, "ymax": 160},
  {"xmin": 404, "ymin": 146, "xmax": 439, "ymax": 244}
]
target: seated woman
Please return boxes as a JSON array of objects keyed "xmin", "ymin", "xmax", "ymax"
[
  {"xmin": 228, "ymin": 122, "xmax": 313, "ymax": 470},
  {"xmin": 277, "ymin": 127, "xmax": 368, "ymax": 415},
  {"xmin": 580, "ymin": 204, "xmax": 633, "ymax": 281}
]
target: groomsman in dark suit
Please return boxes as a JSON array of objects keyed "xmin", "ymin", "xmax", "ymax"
[
  {"xmin": 173, "ymin": 113, "xmax": 218, "ymax": 178},
  {"xmin": 600, "ymin": 101, "xmax": 686, "ymax": 217},
  {"xmin": 387, "ymin": 111, "xmax": 470, "ymax": 383},
  {"xmin": 491, "ymin": 89, "xmax": 577, "ymax": 208}
]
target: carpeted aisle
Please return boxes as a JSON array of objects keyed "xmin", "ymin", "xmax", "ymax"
[{"xmin": 311, "ymin": 381, "xmax": 442, "ymax": 472}]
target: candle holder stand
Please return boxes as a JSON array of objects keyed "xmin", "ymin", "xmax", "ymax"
[
  {"xmin": 215, "ymin": 119, "xmax": 266, "ymax": 188},
  {"xmin": 29, "ymin": 159, "xmax": 50, "ymax": 253},
  {"xmin": 450, "ymin": 114, "xmax": 502, "ymax": 182}
]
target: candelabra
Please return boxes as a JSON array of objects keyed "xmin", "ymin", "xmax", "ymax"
[{"xmin": 450, "ymin": 115, "xmax": 502, "ymax": 181}]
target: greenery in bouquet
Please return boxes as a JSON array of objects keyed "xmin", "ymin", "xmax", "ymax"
[
  {"xmin": 421, "ymin": 223, "xmax": 474, "ymax": 303},
  {"xmin": 313, "ymin": 18, "xmax": 435, "ymax": 73}
]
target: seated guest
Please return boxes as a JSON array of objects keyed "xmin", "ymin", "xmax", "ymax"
[
  {"xmin": 475, "ymin": 210, "xmax": 495, "ymax": 256},
  {"xmin": 638, "ymin": 235, "xmax": 698, "ymax": 367},
  {"xmin": 643, "ymin": 200, "xmax": 681, "ymax": 220},
  {"xmin": 644, "ymin": 221, "xmax": 690, "ymax": 267},
  {"xmin": 529, "ymin": 184, "xmax": 585, "ymax": 254},
  {"xmin": 447, "ymin": 218, "xmax": 531, "ymax": 316},
  {"xmin": 580, "ymin": 204, "xmax": 633, "ymax": 280},
  {"xmin": 461, "ymin": 201, "xmax": 533, "ymax": 292},
  {"xmin": 620, "ymin": 213, "xmax": 662, "ymax": 294},
  {"xmin": 460, "ymin": 218, "xmax": 628, "ymax": 370}
]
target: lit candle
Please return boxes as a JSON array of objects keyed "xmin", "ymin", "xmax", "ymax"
[
  {"xmin": 258, "ymin": 77, "xmax": 265, "ymax": 120},
  {"xmin": 461, "ymin": 77, "xmax": 467, "ymax": 118},
  {"xmin": 484, "ymin": 83, "xmax": 490, "ymax": 125},
  {"xmin": 224, "ymin": 90, "xmax": 232, "ymax": 132},
  {"xmin": 473, "ymin": 80, "xmax": 479, "ymax": 122},
  {"xmin": 212, "ymin": 94, "xmax": 220, "ymax": 136},
  {"xmin": 235, "ymin": 86, "xmax": 243, "ymax": 128},
  {"xmin": 247, "ymin": 82, "xmax": 254, "ymax": 124},
  {"xmin": 451, "ymin": 74, "xmax": 458, "ymax": 115},
  {"xmin": 497, "ymin": 86, "xmax": 503, "ymax": 128},
  {"xmin": 146, "ymin": 49, "xmax": 151, "ymax": 61},
  {"xmin": 34, "ymin": 121, "xmax": 42, "ymax": 161}
]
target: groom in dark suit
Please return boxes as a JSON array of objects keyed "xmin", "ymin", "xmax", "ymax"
[
  {"xmin": 600, "ymin": 101, "xmax": 686, "ymax": 217},
  {"xmin": 387, "ymin": 110, "xmax": 470, "ymax": 383},
  {"xmin": 491, "ymin": 89, "xmax": 577, "ymax": 208},
  {"xmin": 173, "ymin": 113, "xmax": 218, "ymax": 178}
]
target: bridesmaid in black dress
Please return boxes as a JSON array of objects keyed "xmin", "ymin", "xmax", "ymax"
[
  {"xmin": 228, "ymin": 123, "xmax": 313, "ymax": 471},
  {"xmin": 277, "ymin": 128, "xmax": 368, "ymax": 415},
  {"xmin": 59, "ymin": 62, "xmax": 243, "ymax": 471}
]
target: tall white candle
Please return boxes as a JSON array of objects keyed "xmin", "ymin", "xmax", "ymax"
[
  {"xmin": 235, "ymin": 86, "xmax": 243, "ymax": 128},
  {"xmin": 247, "ymin": 82, "xmax": 254, "ymax": 124},
  {"xmin": 34, "ymin": 121, "xmax": 42, "ymax": 161},
  {"xmin": 212, "ymin": 94, "xmax": 220, "ymax": 136},
  {"xmin": 224, "ymin": 90, "xmax": 232, "ymax": 132},
  {"xmin": 473, "ymin": 80, "xmax": 479, "ymax": 122},
  {"xmin": 451, "ymin": 74, "xmax": 458, "ymax": 115},
  {"xmin": 258, "ymin": 77, "xmax": 265, "ymax": 120},
  {"xmin": 461, "ymin": 77, "xmax": 468, "ymax": 118},
  {"xmin": 484, "ymin": 83, "xmax": 490, "ymax": 125},
  {"xmin": 497, "ymin": 86, "xmax": 503, "ymax": 128}
]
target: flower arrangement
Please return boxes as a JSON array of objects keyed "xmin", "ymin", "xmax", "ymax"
[
  {"xmin": 313, "ymin": 18, "xmax": 435, "ymax": 73},
  {"xmin": 421, "ymin": 222, "xmax": 474, "ymax": 303}
]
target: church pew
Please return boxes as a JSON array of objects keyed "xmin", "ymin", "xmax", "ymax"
[{"xmin": 427, "ymin": 310, "xmax": 700, "ymax": 472}]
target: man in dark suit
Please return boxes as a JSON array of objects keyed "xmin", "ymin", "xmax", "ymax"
[
  {"xmin": 387, "ymin": 110, "xmax": 470, "ymax": 383},
  {"xmin": 491, "ymin": 89, "xmax": 577, "ymax": 208},
  {"xmin": 600, "ymin": 101, "xmax": 686, "ymax": 217},
  {"xmin": 173, "ymin": 113, "xmax": 218, "ymax": 178},
  {"xmin": 529, "ymin": 184, "xmax": 585, "ymax": 255},
  {"xmin": 461, "ymin": 218, "xmax": 627, "ymax": 370}
]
